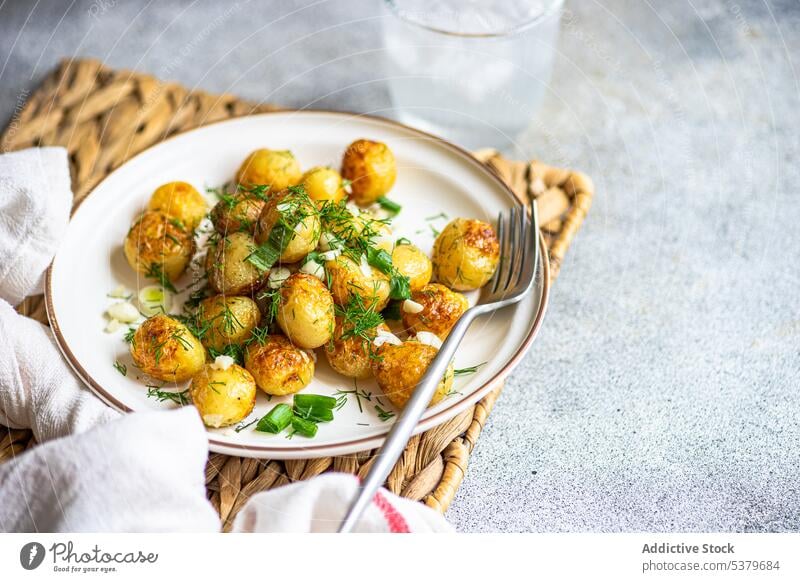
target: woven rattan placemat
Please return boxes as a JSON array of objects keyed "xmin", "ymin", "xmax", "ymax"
[{"xmin": 0, "ymin": 59, "xmax": 592, "ymax": 529}]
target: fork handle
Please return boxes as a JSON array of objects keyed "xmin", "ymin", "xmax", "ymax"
[{"xmin": 337, "ymin": 307, "xmax": 481, "ymax": 533}]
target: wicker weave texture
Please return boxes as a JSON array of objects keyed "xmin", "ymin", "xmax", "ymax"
[{"xmin": 0, "ymin": 59, "xmax": 592, "ymax": 527}]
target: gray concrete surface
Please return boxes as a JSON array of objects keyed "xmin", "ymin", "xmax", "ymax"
[{"xmin": 1, "ymin": 0, "xmax": 798, "ymax": 532}]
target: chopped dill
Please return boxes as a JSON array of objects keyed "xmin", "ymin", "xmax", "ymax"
[
  {"xmin": 146, "ymin": 386, "xmax": 190, "ymax": 405},
  {"xmin": 144, "ymin": 262, "xmax": 177, "ymax": 293},
  {"xmin": 454, "ymin": 362, "xmax": 487, "ymax": 376},
  {"xmin": 112, "ymin": 360, "xmax": 127, "ymax": 376}
]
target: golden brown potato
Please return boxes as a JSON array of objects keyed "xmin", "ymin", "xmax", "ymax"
[
  {"xmin": 275, "ymin": 273, "xmax": 335, "ymax": 349},
  {"xmin": 206, "ymin": 231, "xmax": 267, "ymax": 295},
  {"xmin": 392, "ymin": 243, "xmax": 432, "ymax": 291},
  {"xmin": 237, "ymin": 149, "xmax": 301, "ymax": 190},
  {"xmin": 402, "ymin": 283, "xmax": 468, "ymax": 340},
  {"xmin": 130, "ymin": 314, "xmax": 206, "ymax": 382},
  {"xmin": 244, "ymin": 335, "xmax": 314, "ymax": 396},
  {"xmin": 432, "ymin": 218, "xmax": 500, "ymax": 291},
  {"xmin": 124, "ymin": 210, "xmax": 195, "ymax": 282},
  {"xmin": 147, "ymin": 181, "xmax": 207, "ymax": 230},
  {"xmin": 341, "ymin": 139, "xmax": 397, "ymax": 205},
  {"xmin": 372, "ymin": 341, "xmax": 454, "ymax": 409},
  {"xmin": 255, "ymin": 188, "xmax": 321, "ymax": 263},
  {"xmin": 324, "ymin": 318, "xmax": 389, "ymax": 379},
  {"xmin": 325, "ymin": 254, "xmax": 391, "ymax": 311},
  {"xmin": 210, "ymin": 191, "xmax": 267, "ymax": 235},
  {"xmin": 190, "ymin": 363, "xmax": 257, "ymax": 428},
  {"xmin": 197, "ymin": 295, "xmax": 262, "ymax": 352},
  {"xmin": 300, "ymin": 166, "xmax": 346, "ymax": 205}
]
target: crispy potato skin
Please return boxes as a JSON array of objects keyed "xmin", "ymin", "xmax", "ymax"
[
  {"xmin": 341, "ymin": 139, "xmax": 397, "ymax": 205},
  {"xmin": 392, "ymin": 243, "xmax": 432, "ymax": 291},
  {"xmin": 206, "ymin": 231, "xmax": 266, "ymax": 295},
  {"xmin": 301, "ymin": 166, "xmax": 346, "ymax": 204},
  {"xmin": 244, "ymin": 335, "xmax": 314, "ymax": 396},
  {"xmin": 210, "ymin": 192, "xmax": 267, "ymax": 235},
  {"xmin": 325, "ymin": 255, "xmax": 391, "ymax": 311},
  {"xmin": 276, "ymin": 273, "xmax": 335, "ymax": 349},
  {"xmin": 372, "ymin": 342, "xmax": 454, "ymax": 409},
  {"xmin": 130, "ymin": 315, "xmax": 206, "ymax": 382},
  {"xmin": 432, "ymin": 218, "xmax": 500, "ymax": 291},
  {"xmin": 147, "ymin": 181, "xmax": 207, "ymax": 230},
  {"xmin": 190, "ymin": 364, "xmax": 256, "ymax": 428},
  {"xmin": 324, "ymin": 319, "xmax": 389, "ymax": 379},
  {"xmin": 255, "ymin": 188, "xmax": 321, "ymax": 263},
  {"xmin": 124, "ymin": 210, "xmax": 195, "ymax": 281},
  {"xmin": 402, "ymin": 283, "xmax": 468, "ymax": 340},
  {"xmin": 236, "ymin": 149, "xmax": 301, "ymax": 190},
  {"xmin": 198, "ymin": 295, "xmax": 262, "ymax": 351}
]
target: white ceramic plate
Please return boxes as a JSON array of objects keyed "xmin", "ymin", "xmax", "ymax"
[{"xmin": 46, "ymin": 111, "xmax": 549, "ymax": 459}]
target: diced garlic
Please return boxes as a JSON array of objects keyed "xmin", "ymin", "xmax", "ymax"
[
  {"xmin": 359, "ymin": 254, "xmax": 372, "ymax": 278},
  {"xmin": 105, "ymin": 318, "xmax": 122, "ymax": 333},
  {"xmin": 346, "ymin": 201, "xmax": 362, "ymax": 217},
  {"xmin": 294, "ymin": 220, "xmax": 308, "ymax": 234},
  {"xmin": 318, "ymin": 249, "xmax": 341, "ymax": 261},
  {"xmin": 415, "ymin": 331, "xmax": 443, "ymax": 349},
  {"xmin": 402, "ymin": 299, "xmax": 424, "ymax": 314},
  {"xmin": 107, "ymin": 301, "xmax": 140, "ymax": 323},
  {"xmin": 268, "ymin": 267, "xmax": 291, "ymax": 289},
  {"xmin": 300, "ymin": 259, "xmax": 325, "ymax": 280},
  {"xmin": 108, "ymin": 284, "xmax": 130, "ymax": 299},
  {"xmin": 211, "ymin": 355, "xmax": 235, "ymax": 371},
  {"xmin": 277, "ymin": 202, "xmax": 293, "ymax": 212},
  {"xmin": 373, "ymin": 329, "xmax": 402, "ymax": 347},
  {"xmin": 318, "ymin": 232, "xmax": 339, "ymax": 252}
]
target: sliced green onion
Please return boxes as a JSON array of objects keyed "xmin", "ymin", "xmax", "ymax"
[
  {"xmin": 293, "ymin": 394, "xmax": 337, "ymax": 410},
  {"xmin": 367, "ymin": 247, "xmax": 393, "ymax": 274},
  {"xmin": 389, "ymin": 274, "xmax": 411, "ymax": 300},
  {"xmin": 377, "ymin": 196, "xmax": 402, "ymax": 215},
  {"xmin": 290, "ymin": 415, "xmax": 318, "ymax": 438},
  {"xmin": 256, "ymin": 403, "xmax": 293, "ymax": 434},
  {"xmin": 294, "ymin": 406, "xmax": 334, "ymax": 423}
]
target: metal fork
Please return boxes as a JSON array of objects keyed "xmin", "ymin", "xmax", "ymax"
[{"xmin": 338, "ymin": 200, "xmax": 541, "ymax": 532}]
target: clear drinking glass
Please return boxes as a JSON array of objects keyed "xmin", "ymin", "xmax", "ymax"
[{"xmin": 382, "ymin": 0, "xmax": 563, "ymax": 149}]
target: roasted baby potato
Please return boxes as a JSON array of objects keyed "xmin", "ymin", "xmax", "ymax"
[
  {"xmin": 402, "ymin": 283, "xmax": 468, "ymax": 340},
  {"xmin": 301, "ymin": 166, "xmax": 346, "ymax": 205},
  {"xmin": 255, "ymin": 187, "xmax": 321, "ymax": 263},
  {"xmin": 130, "ymin": 314, "xmax": 206, "ymax": 382},
  {"xmin": 197, "ymin": 295, "xmax": 262, "ymax": 352},
  {"xmin": 432, "ymin": 218, "xmax": 500, "ymax": 290},
  {"xmin": 147, "ymin": 181, "xmax": 207, "ymax": 230},
  {"xmin": 124, "ymin": 210, "xmax": 195, "ymax": 282},
  {"xmin": 275, "ymin": 273, "xmax": 335, "ymax": 349},
  {"xmin": 244, "ymin": 335, "xmax": 314, "ymax": 396},
  {"xmin": 206, "ymin": 231, "xmax": 266, "ymax": 295},
  {"xmin": 236, "ymin": 149, "xmax": 302, "ymax": 190},
  {"xmin": 341, "ymin": 139, "xmax": 397, "ymax": 205},
  {"xmin": 324, "ymin": 318, "xmax": 389, "ymax": 379},
  {"xmin": 325, "ymin": 255, "xmax": 391, "ymax": 311},
  {"xmin": 190, "ymin": 363, "xmax": 257, "ymax": 428},
  {"xmin": 372, "ymin": 341, "xmax": 454, "ymax": 409},
  {"xmin": 210, "ymin": 191, "xmax": 267, "ymax": 235},
  {"xmin": 392, "ymin": 243, "xmax": 432, "ymax": 291}
]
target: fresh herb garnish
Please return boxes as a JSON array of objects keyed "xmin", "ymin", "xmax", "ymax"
[
  {"xmin": 454, "ymin": 362, "xmax": 487, "ymax": 376},
  {"xmin": 146, "ymin": 386, "xmax": 190, "ymax": 405},
  {"xmin": 113, "ymin": 360, "xmax": 127, "ymax": 376},
  {"xmin": 144, "ymin": 262, "xmax": 177, "ymax": 293},
  {"xmin": 375, "ymin": 404, "xmax": 395, "ymax": 422}
]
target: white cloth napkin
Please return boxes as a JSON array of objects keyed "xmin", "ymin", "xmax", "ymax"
[
  {"xmin": 0, "ymin": 147, "xmax": 452, "ymax": 533},
  {"xmin": 0, "ymin": 147, "xmax": 72, "ymax": 306}
]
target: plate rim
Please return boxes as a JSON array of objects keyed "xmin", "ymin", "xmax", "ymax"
[{"xmin": 44, "ymin": 109, "xmax": 551, "ymax": 459}]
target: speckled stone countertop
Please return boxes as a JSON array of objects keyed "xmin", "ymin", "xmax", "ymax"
[{"xmin": 1, "ymin": 0, "xmax": 797, "ymax": 532}]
